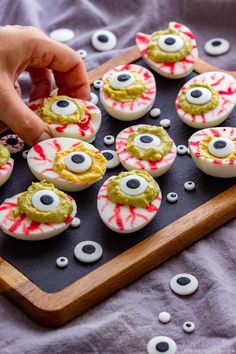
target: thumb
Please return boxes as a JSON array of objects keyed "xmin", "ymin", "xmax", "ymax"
[{"xmin": 0, "ymin": 79, "xmax": 51, "ymax": 145}]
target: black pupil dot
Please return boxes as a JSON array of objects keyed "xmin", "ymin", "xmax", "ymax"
[
  {"xmin": 140, "ymin": 135, "xmax": 153, "ymax": 143},
  {"xmin": 190, "ymin": 89, "xmax": 202, "ymax": 98},
  {"xmin": 156, "ymin": 342, "xmax": 169, "ymax": 352},
  {"xmin": 126, "ymin": 178, "xmax": 140, "ymax": 189},
  {"xmin": 60, "ymin": 258, "xmax": 65, "ymax": 262},
  {"xmin": 212, "ymin": 40, "xmax": 221, "ymax": 47},
  {"xmin": 177, "ymin": 276, "xmax": 191, "ymax": 286},
  {"xmin": 82, "ymin": 244, "xmax": 96, "ymax": 254},
  {"xmin": 171, "ymin": 193, "xmax": 176, "ymax": 197},
  {"xmin": 57, "ymin": 100, "xmax": 70, "ymax": 107},
  {"xmin": 213, "ymin": 140, "xmax": 227, "ymax": 149},
  {"xmin": 117, "ymin": 74, "xmax": 130, "ymax": 82},
  {"xmin": 97, "ymin": 34, "xmax": 109, "ymax": 43},
  {"xmin": 102, "ymin": 152, "xmax": 113, "ymax": 161},
  {"xmin": 71, "ymin": 154, "xmax": 85, "ymax": 164},
  {"xmin": 40, "ymin": 195, "xmax": 54, "ymax": 205},
  {"xmin": 186, "ymin": 323, "xmax": 192, "ymax": 327},
  {"xmin": 6, "ymin": 137, "xmax": 18, "ymax": 146},
  {"xmin": 164, "ymin": 37, "xmax": 176, "ymax": 45}
]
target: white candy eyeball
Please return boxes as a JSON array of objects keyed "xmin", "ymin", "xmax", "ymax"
[
  {"xmin": 90, "ymin": 92, "xmax": 99, "ymax": 105},
  {"xmin": 147, "ymin": 336, "xmax": 177, "ymax": 354},
  {"xmin": 0, "ymin": 134, "xmax": 24, "ymax": 154},
  {"xmin": 170, "ymin": 273, "xmax": 198, "ymax": 296},
  {"xmin": 22, "ymin": 150, "xmax": 29, "ymax": 159},
  {"xmin": 184, "ymin": 181, "xmax": 196, "ymax": 191},
  {"xmin": 204, "ymin": 38, "xmax": 230, "ymax": 56},
  {"xmin": 183, "ymin": 321, "xmax": 195, "ymax": 333},
  {"xmin": 177, "ymin": 145, "xmax": 187, "ymax": 155},
  {"xmin": 77, "ymin": 49, "xmax": 87, "ymax": 59},
  {"xmin": 158, "ymin": 311, "xmax": 171, "ymax": 324},
  {"xmin": 109, "ymin": 71, "xmax": 135, "ymax": 89},
  {"xmin": 167, "ymin": 192, "xmax": 178, "ymax": 203},
  {"xmin": 104, "ymin": 135, "xmax": 115, "ymax": 145},
  {"xmin": 74, "ymin": 241, "xmax": 103, "ymax": 263},
  {"xmin": 208, "ymin": 137, "xmax": 234, "ymax": 158},
  {"xmin": 64, "ymin": 152, "xmax": 92, "ymax": 173},
  {"xmin": 56, "ymin": 257, "xmax": 69, "ymax": 268},
  {"xmin": 94, "ymin": 80, "xmax": 103, "ymax": 89},
  {"xmin": 158, "ymin": 34, "xmax": 184, "ymax": 53},
  {"xmin": 70, "ymin": 217, "xmax": 81, "ymax": 228},
  {"xmin": 186, "ymin": 87, "xmax": 212, "ymax": 105},
  {"xmin": 150, "ymin": 108, "xmax": 161, "ymax": 118},
  {"xmin": 134, "ymin": 134, "xmax": 161, "ymax": 149},
  {"xmin": 51, "ymin": 99, "xmax": 77, "ymax": 115},
  {"xmin": 31, "ymin": 190, "xmax": 60, "ymax": 212},
  {"xmin": 101, "ymin": 150, "xmax": 120, "ymax": 169},
  {"xmin": 50, "ymin": 28, "xmax": 75, "ymax": 43},
  {"xmin": 91, "ymin": 30, "xmax": 117, "ymax": 51},
  {"xmin": 119, "ymin": 175, "xmax": 148, "ymax": 196},
  {"xmin": 160, "ymin": 119, "xmax": 171, "ymax": 128}
]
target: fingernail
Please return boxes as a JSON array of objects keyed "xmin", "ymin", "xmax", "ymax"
[{"xmin": 35, "ymin": 131, "xmax": 51, "ymax": 144}]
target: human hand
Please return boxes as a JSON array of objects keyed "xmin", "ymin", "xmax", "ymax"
[{"xmin": 0, "ymin": 25, "xmax": 90, "ymax": 145}]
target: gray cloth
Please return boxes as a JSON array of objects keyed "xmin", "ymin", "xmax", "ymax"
[{"xmin": 0, "ymin": 0, "xmax": 236, "ymax": 353}]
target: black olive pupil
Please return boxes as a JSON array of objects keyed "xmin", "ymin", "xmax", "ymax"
[
  {"xmin": 117, "ymin": 74, "xmax": 130, "ymax": 82},
  {"xmin": 71, "ymin": 154, "xmax": 85, "ymax": 164},
  {"xmin": 97, "ymin": 34, "xmax": 109, "ymax": 43},
  {"xmin": 190, "ymin": 89, "xmax": 202, "ymax": 98},
  {"xmin": 102, "ymin": 152, "xmax": 114, "ymax": 161},
  {"xmin": 212, "ymin": 40, "xmax": 222, "ymax": 47},
  {"xmin": 57, "ymin": 100, "xmax": 70, "ymax": 107},
  {"xmin": 82, "ymin": 244, "xmax": 96, "ymax": 254},
  {"xmin": 177, "ymin": 276, "xmax": 191, "ymax": 286},
  {"xmin": 6, "ymin": 137, "xmax": 18, "ymax": 146},
  {"xmin": 164, "ymin": 37, "xmax": 176, "ymax": 45},
  {"xmin": 126, "ymin": 178, "xmax": 140, "ymax": 189},
  {"xmin": 213, "ymin": 140, "xmax": 227, "ymax": 149},
  {"xmin": 40, "ymin": 195, "xmax": 54, "ymax": 205},
  {"xmin": 140, "ymin": 135, "xmax": 153, "ymax": 143},
  {"xmin": 155, "ymin": 342, "xmax": 169, "ymax": 352}
]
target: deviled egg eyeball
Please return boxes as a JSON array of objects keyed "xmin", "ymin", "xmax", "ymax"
[
  {"xmin": 0, "ymin": 181, "xmax": 77, "ymax": 241},
  {"xmin": 97, "ymin": 170, "xmax": 162, "ymax": 233},
  {"xmin": 28, "ymin": 95, "xmax": 102, "ymax": 143},
  {"xmin": 0, "ymin": 144, "xmax": 14, "ymax": 187},
  {"xmin": 188, "ymin": 127, "xmax": 236, "ymax": 178},
  {"xmin": 27, "ymin": 137, "xmax": 106, "ymax": 192},
  {"xmin": 176, "ymin": 72, "xmax": 236, "ymax": 128},
  {"xmin": 136, "ymin": 22, "xmax": 198, "ymax": 79},
  {"xmin": 116, "ymin": 125, "xmax": 176, "ymax": 177},
  {"xmin": 100, "ymin": 64, "xmax": 156, "ymax": 121}
]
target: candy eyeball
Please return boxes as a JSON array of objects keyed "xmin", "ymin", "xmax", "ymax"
[
  {"xmin": 29, "ymin": 95, "xmax": 101, "ymax": 143},
  {"xmin": 97, "ymin": 170, "xmax": 162, "ymax": 233},
  {"xmin": 176, "ymin": 72, "xmax": 236, "ymax": 128},
  {"xmin": 101, "ymin": 150, "xmax": 120, "ymax": 169},
  {"xmin": 183, "ymin": 321, "xmax": 195, "ymax": 333},
  {"xmin": 116, "ymin": 125, "xmax": 176, "ymax": 177},
  {"xmin": 188, "ymin": 127, "xmax": 236, "ymax": 178},
  {"xmin": 0, "ymin": 134, "xmax": 24, "ymax": 154},
  {"xmin": 204, "ymin": 38, "xmax": 230, "ymax": 56},
  {"xmin": 27, "ymin": 137, "xmax": 107, "ymax": 192},
  {"xmin": 100, "ymin": 64, "xmax": 156, "ymax": 121},
  {"xmin": 136, "ymin": 22, "xmax": 198, "ymax": 79},
  {"xmin": 91, "ymin": 30, "xmax": 117, "ymax": 51},
  {"xmin": 147, "ymin": 336, "xmax": 177, "ymax": 354},
  {"xmin": 170, "ymin": 273, "xmax": 198, "ymax": 296},
  {"xmin": 74, "ymin": 241, "xmax": 103, "ymax": 263},
  {"xmin": 0, "ymin": 180, "xmax": 77, "ymax": 241},
  {"xmin": 0, "ymin": 144, "xmax": 14, "ymax": 187},
  {"xmin": 50, "ymin": 28, "xmax": 75, "ymax": 42}
]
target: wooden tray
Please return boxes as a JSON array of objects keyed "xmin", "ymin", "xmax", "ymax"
[{"xmin": 0, "ymin": 46, "xmax": 236, "ymax": 327}]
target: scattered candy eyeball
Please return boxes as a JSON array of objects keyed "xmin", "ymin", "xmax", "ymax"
[
  {"xmin": 204, "ymin": 38, "xmax": 230, "ymax": 56},
  {"xmin": 176, "ymin": 72, "xmax": 236, "ymax": 128},
  {"xmin": 0, "ymin": 134, "xmax": 24, "ymax": 154},
  {"xmin": 50, "ymin": 28, "xmax": 75, "ymax": 42},
  {"xmin": 27, "ymin": 137, "xmax": 107, "ymax": 192},
  {"xmin": 0, "ymin": 144, "xmax": 14, "ymax": 187},
  {"xmin": 150, "ymin": 108, "xmax": 161, "ymax": 118},
  {"xmin": 22, "ymin": 150, "xmax": 29, "ymax": 159},
  {"xmin": 184, "ymin": 181, "xmax": 196, "ymax": 191},
  {"xmin": 136, "ymin": 22, "xmax": 198, "ymax": 79},
  {"xmin": 94, "ymin": 80, "xmax": 103, "ymax": 89},
  {"xmin": 77, "ymin": 49, "xmax": 87, "ymax": 59},
  {"xmin": 104, "ymin": 135, "xmax": 115, "ymax": 145},
  {"xmin": 160, "ymin": 119, "xmax": 171, "ymax": 128},
  {"xmin": 158, "ymin": 311, "xmax": 171, "ymax": 324},
  {"xmin": 183, "ymin": 321, "xmax": 195, "ymax": 333},
  {"xmin": 116, "ymin": 125, "xmax": 176, "ymax": 177},
  {"xmin": 56, "ymin": 257, "xmax": 69, "ymax": 268},
  {"xmin": 170, "ymin": 273, "xmax": 198, "ymax": 296},
  {"xmin": 90, "ymin": 92, "xmax": 99, "ymax": 105},
  {"xmin": 101, "ymin": 150, "xmax": 120, "ymax": 169},
  {"xmin": 91, "ymin": 30, "xmax": 117, "ymax": 51},
  {"xmin": 147, "ymin": 336, "xmax": 177, "ymax": 354},
  {"xmin": 100, "ymin": 64, "xmax": 156, "ymax": 121},
  {"xmin": 188, "ymin": 127, "xmax": 236, "ymax": 178},
  {"xmin": 177, "ymin": 144, "xmax": 188, "ymax": 155},
  {"xmin": 0, "ymin": 181, "xmax": 77, "ymax": 241},
  {"xmin": 70, "ymin": 217, "xmax": 81, "ymax": 228},
  {"xmin": 74, "ymin": 241, "xmax": 103, "ymax": 263},
  {"xmin": 29, "ymin": 96, "xmax": 101, "ymax": 143},
  {"xmin": 97, "ymin": 170, "xmax": 162, "ymax": 233},
  {"xmin": 167, "ymin": 192, "xmax": 178, "ymax": 203}
]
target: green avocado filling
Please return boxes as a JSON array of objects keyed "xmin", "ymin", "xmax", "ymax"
[
  {"xmin": 0, "ymin": 144, "xmax": 10, "ymax": 167},
  {"xmin": 12, "ymin": 180, "xmax": 73, "ymax": 223},
  {"xmin": 127, "ymin": 126, "xmax": 173, "ymax": 161},
  {"xmin": 37, "ymin": 95, "xmax": 86, "ymax": 124},
  {"xmin": 147, "ymin": 28, "xmax": 192, "ymax": 63},
  {"xmin": 178, "ymin": 83, "xmax": 219, "ymax": 114},
  {"xmin": 107, "ymin": 170, "xmax": 159, "ymax": 208},
  {"xmin": 103, "ymin": 71, "xmax": 147, "ymax": 103}
]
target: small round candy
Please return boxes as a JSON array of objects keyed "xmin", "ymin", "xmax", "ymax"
[
  {"xmin": 90, "ymin": 92, "xmax": 99, "ymax": 105},
  {"xmin": 177, "ymin": 145, "xmax": 187, "ymax": 155},
  {"xmin": 71, "ymin": 217, "xmax": 81, "ymax": 228},
  {"xmin": 56, "ymin": 257, "xmax": 69, "ymax": 268},
  {"xmin": 160, "ymin": 119, "xmax": 171, "ymax": 128},
  {"xmin": 94, "ymin": 80, "xmax": 103, "ymax": 89},
  {"xmin": 170, "ymin": 273, "xmax": 198, "ymax": 296},
  {"xmin": 147, "ymin": 336, "xmax": 177, "ymax": 354},
  {"xmin": 50, "ymin": 28, "xmax": 75, "ymax": 42},
  {"xmin": 104, "ymin": 135, "xmax": 115, "ymax": 145},
  {"xmin": 0, "ymin": 134, "xmax": 24, "ymax": 153},
  {"xmin": 150, "ymin": 108, "xmax": 161, "ymax": 118},
  {"xmin": 77, "ymin": 49, "xmax": 87, "ymax": 59},
  {"xmin": 74, "ymin": 241, "xmax": 103, "ymax": 263},
  {"xmin": 91, "ymin": 30, "xmax": 117, "ymax": 51},
  {"xmin": 183, "ymin": 321, "xmax": 195, "ymax": 333},
  {"xmin": 184, "ymin": 181, "xmax": 196, "ymax": 191},
  {"xmin": 101, "ymin": 150, "xmax": 120, "ymax": 169},
  {"xmin": 158, "ymin": 311, "xmax": 171, "ymax": 324},
  {"xmin": 22, "ymin": 150, "xmax": 29, "ymax": 159},
  {"xmin": 204, "ymin": 38, "xmax": 230, "ymax": 56},
  {"xmin": 167, "ymin": 192, "xmax": 178, "ymax": 203}
]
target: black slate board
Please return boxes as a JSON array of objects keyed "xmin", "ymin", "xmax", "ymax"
[{"xmin": 0, "ymin": 59, "xmax": 235, "ymax": 293}]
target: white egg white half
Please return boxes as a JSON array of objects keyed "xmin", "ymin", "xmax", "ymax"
[{"xmin": 0, "ymin": 158, "xmax": 14, "ymax": 187}]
